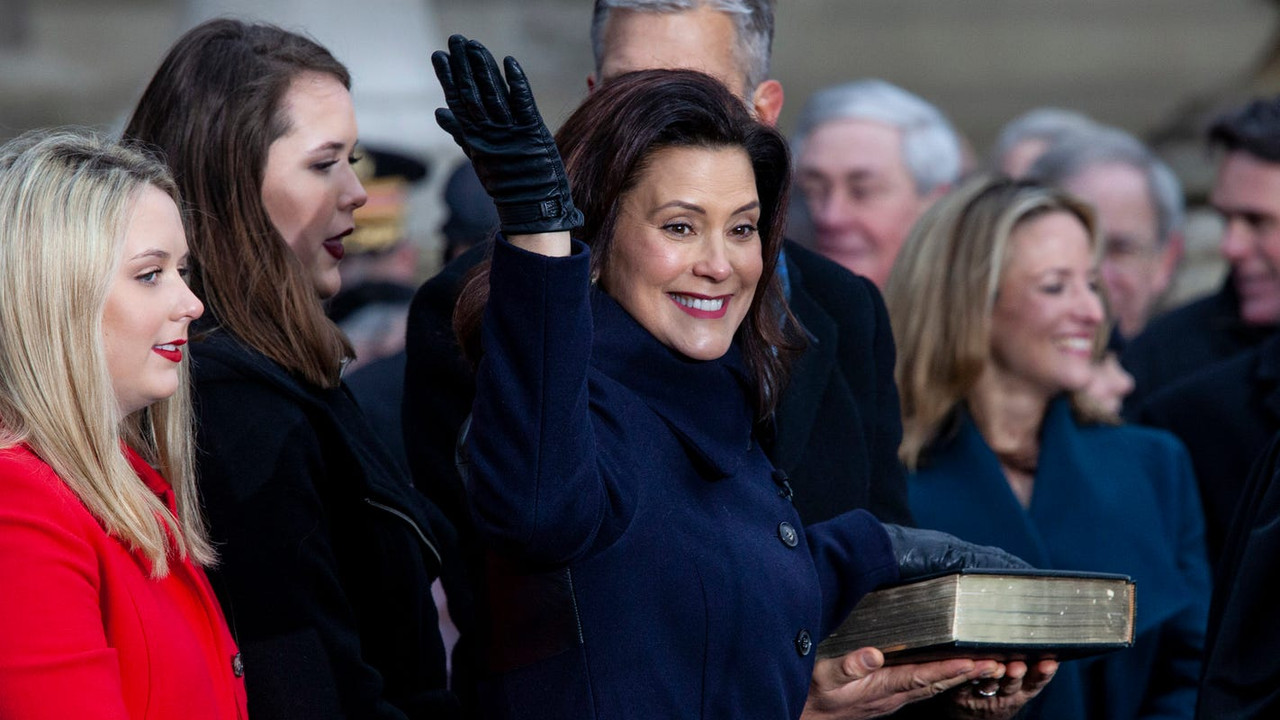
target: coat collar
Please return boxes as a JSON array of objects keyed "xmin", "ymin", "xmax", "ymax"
[
  {"xmin": 590, "ymin": 290, "xmax": 755, "ymax": 480},
  {"xmin": 124, "ymin": 445, "xmax": 175, "ymax": 512},
  {"xmin": 188, "ymin": 327, "xmax": 420, "ymax": 511},
  {"xmin": 921, "ymin": 396, "xmax": 1191, "ymax": 634}
]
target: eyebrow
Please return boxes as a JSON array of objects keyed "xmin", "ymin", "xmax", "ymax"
[
  {"xmin": 309, "ymin": 140, "xmax": 356, "ymax": 154},
  {"xmin": 129, "ymin": 249, "xmax": 171, "ymax": 261},
  {"xmin": 655, "ymin": 200, "xmax": 760, "ymax": 215}
]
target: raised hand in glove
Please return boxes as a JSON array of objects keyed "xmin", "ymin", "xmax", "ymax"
[
  {"xmin": 881, "ymin": 523, "xmax": 1031, "ymax": 581},
  {"xmin": 431, "ymin": 34, "xmax": 583, "ymax": 236}
]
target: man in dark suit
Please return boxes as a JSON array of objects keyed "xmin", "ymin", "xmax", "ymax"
[
  {"xmin": 1122, "ymin": 95, "xmax": 1280, "ymax": 413},
  {"xmin": 1138, "ymin": 334, "xmax": 1280, "ymax": 567},
  {"xmin": 1125, "ymin": 96, "xmax": 1280, "ymax": 570},
  {"xmin": 1196, "ymin": 429, "xmax": 1280, "ymax": 718}
]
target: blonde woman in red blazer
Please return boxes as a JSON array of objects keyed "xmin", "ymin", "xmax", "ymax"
[{"xmin": 0, "ymin": 131, "xmax": 247, "ymax": 719}]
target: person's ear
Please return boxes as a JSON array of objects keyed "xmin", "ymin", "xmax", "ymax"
[
  {"xmin": 750, "ymin": 79, "xmax": 785, "ymax": 127},
  {"xmin": 587, "ymin": 72, "xmax": 598, "ymax": 94},
  {"xmin": 1153, "ymin": 232, "xmax": 1185, "ymax": 294}
]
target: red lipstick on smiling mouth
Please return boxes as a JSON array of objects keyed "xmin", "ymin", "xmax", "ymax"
[
  {"xmin": 153, "ymin": 339, "xmax": 186, "ymax": 363},
  {"xmin": 323, "ymin": 228, "xmax": 354, "ymax": 261},
  {"xmin": 669, "ymin": 292, "xmax": 732, "ymax": 319}
]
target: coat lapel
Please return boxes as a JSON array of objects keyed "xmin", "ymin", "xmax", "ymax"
[
  {"xmin": 769, "ymin": 254, "xmax": 838, "ymax": 472},
  {"xmin": 911, "ymin": 409, "xmax": 1056, "ymax": 567},
  {"xmin": 1256, "ymin": 334, "xmax": 1280, "ymax": 422},
  {"xmin": 590, "ymin": 291, "xmax": 755, "ymax": 480}
]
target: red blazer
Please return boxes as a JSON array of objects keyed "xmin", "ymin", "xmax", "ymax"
[{"xmin": 0, "ymin": 444, "xmax": 248, "ymax": 720}]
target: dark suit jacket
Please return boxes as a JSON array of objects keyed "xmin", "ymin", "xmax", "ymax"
[
  {"xmin": 1137, "ymin": 332, "xmax": 1280, "ymax": 568},
  {"xmin": 1122, "ymin": 280, "xmax": 1274, "ymax": 417},
  {"xmin": 767, "ymin": 241, "xmax": 912, "ymax": 526},
  {"xmin": 910, "ymin": 399, "xmax": 1211, "ymax": 720},
  {"xmin": 1198, "ymin": 431, "xmax": 1280, "ymax": 719}
]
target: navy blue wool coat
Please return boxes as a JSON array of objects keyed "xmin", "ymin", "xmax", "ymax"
[
  {"xmin": 910, "ymin": 399, "xmax": 1211, "ymax": 720},
  {"xmin": 466, "ymin": 237, "xmax": 898, "ymax": 719}
]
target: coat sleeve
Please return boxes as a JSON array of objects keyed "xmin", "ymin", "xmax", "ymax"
[
  {"xmin": 194, "ymin": 382, "xmax": 410, "ymax": 720},
  {"xmin": 804, "ymin": 509, "xmax": 900, "ymax": 638},
  {"xmin": 465, "ymin": 235, "xmax": 604, "ymax": 565},
  {"xmin": 0, "ymin": 462, "xmax": 131, "ymax": 720}
]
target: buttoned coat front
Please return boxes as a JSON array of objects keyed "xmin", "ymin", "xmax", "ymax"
[
  {"xmin": 909, "ymin": 399, "xmax": 1211, "ymax": 720},
  {"xmin": 466, "ymin": 237, "xmax": 898, "ymax": 720},
  {"xmin": 0, "ymin": 445, "xmax": 248, "ymax": 720}
]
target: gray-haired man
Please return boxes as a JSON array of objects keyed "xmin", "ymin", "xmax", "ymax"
[{"xmin": 790, "ymin": 78, "xmax": 964, "ymax": 288}]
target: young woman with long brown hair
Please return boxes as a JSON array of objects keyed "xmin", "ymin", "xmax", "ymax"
[{"xmin": 124, "ymin": 19, "xmax": 458, "ymax": 718}]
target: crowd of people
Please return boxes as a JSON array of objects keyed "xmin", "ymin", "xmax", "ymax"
[{"xmin": 1, "ymin": 0, "xmax": 1279, "ymax": 718}]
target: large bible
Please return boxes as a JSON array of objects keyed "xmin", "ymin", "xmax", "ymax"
[{"xmin": 818, "ymin": 569, "xmax": 1135, "ymax": 664}]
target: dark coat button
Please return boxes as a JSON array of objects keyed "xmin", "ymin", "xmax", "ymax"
[
  {"xmin": 796, "ymin": 629, "xmax": 812, "ymax": 656},
  {"xmin": 777, "ymin": 521, "xmax": 799, "ymax": 548},
  {"xmin": 232, "ymin": 652, "xmax": 244, "ymax": 678}
]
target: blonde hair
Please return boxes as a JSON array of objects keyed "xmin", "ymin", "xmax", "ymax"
[
  {"xmin": 0, "ymin": 130, "xmax": 213, "ymax": 576},
  {"xmin": 884, "ymin": 174, "xmax": 1110, "ymax": 469}
]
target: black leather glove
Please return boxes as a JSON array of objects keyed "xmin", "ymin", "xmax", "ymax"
[
  {"xmin": 882, "ymin": 523, "xmax": 1032, "ymax": 581},
  {"xmin": 431, "ymin": 34, "xmax": 583, "ymax": 236}
]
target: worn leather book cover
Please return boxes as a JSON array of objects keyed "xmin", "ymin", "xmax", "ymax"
[{"xmin": 817, "ymin": 568, "xmax": 1135, "ymax": 664}]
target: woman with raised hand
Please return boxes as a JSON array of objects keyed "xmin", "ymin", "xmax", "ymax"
[
  {"xmin": 886, "ymin": 176, "xmax": 1211, "ymax": 719},
  {"xmin": 0, "ymin": 131, "xmax": 245, "ymax": 719},
  {"xmin": 124, "ymin": 19, "xmax": 458, "ymax": 718},
  {"xmin": 433, "ymin": 35, "xmax": 1055, "ymax": 720}
]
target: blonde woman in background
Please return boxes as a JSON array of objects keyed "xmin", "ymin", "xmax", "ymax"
[
  {"xmin": 885, "ymin": 175, "xmax": 1210, "ymax": 720},
  {"xmin": 0, "ymin": 131, "xmax": 246, "ymax": 719}
]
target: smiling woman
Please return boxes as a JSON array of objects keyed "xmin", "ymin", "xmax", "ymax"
[
  {"xmin": 102, "ymin": 184, "xmax": 204, "ymax": 416},
  {"xmin": 433, "ymin": 35, "xmax": 1044, "ymax": 720},
  {"xmin": 602, "ymin": 145, "xmax": 763, "ymax": 361},
  {"xmin": 0, "ymin": 131, "xmax": 245, "ymax": 719},
  {"xmin": 884, "ymin": 175, "xmax": 1213, "ymax": 720}
]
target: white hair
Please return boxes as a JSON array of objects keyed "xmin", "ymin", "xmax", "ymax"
[{"xmin": 791, "ymin": 79, "xmax": 963, "ymax": 196}]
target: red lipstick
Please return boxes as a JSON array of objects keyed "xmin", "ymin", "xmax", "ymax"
[{"xmin": 153, "ymin": 339, "xmax": 186, "ymax": 363}]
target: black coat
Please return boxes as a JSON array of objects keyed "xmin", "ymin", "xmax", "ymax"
[
  {"xmin": 1121, "ymin": 280, "xmax": 1274, "ymax": 417},
  {"xmin": 346, "ymin": 349, "xmax": 410, "ymax": 474},
  {"xmin": 1197, "ymin": 431, "xmax": 1280, "ymax": 719},
  {"xmin": 1136, "ymin": 332, "xmax": 1280, "ymax": 567},
  {"xmin": 191, "ymin": 328, "xmax": 459, "ymax": 719}
]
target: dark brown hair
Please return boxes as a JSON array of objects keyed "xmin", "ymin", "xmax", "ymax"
[
  {"xmin": 456, "ymin": 68, "xmax": 802, "ymax": 417},
  {"xmin": 123, "ymin": 18, "xmax": 352, "ymax": 387}
]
